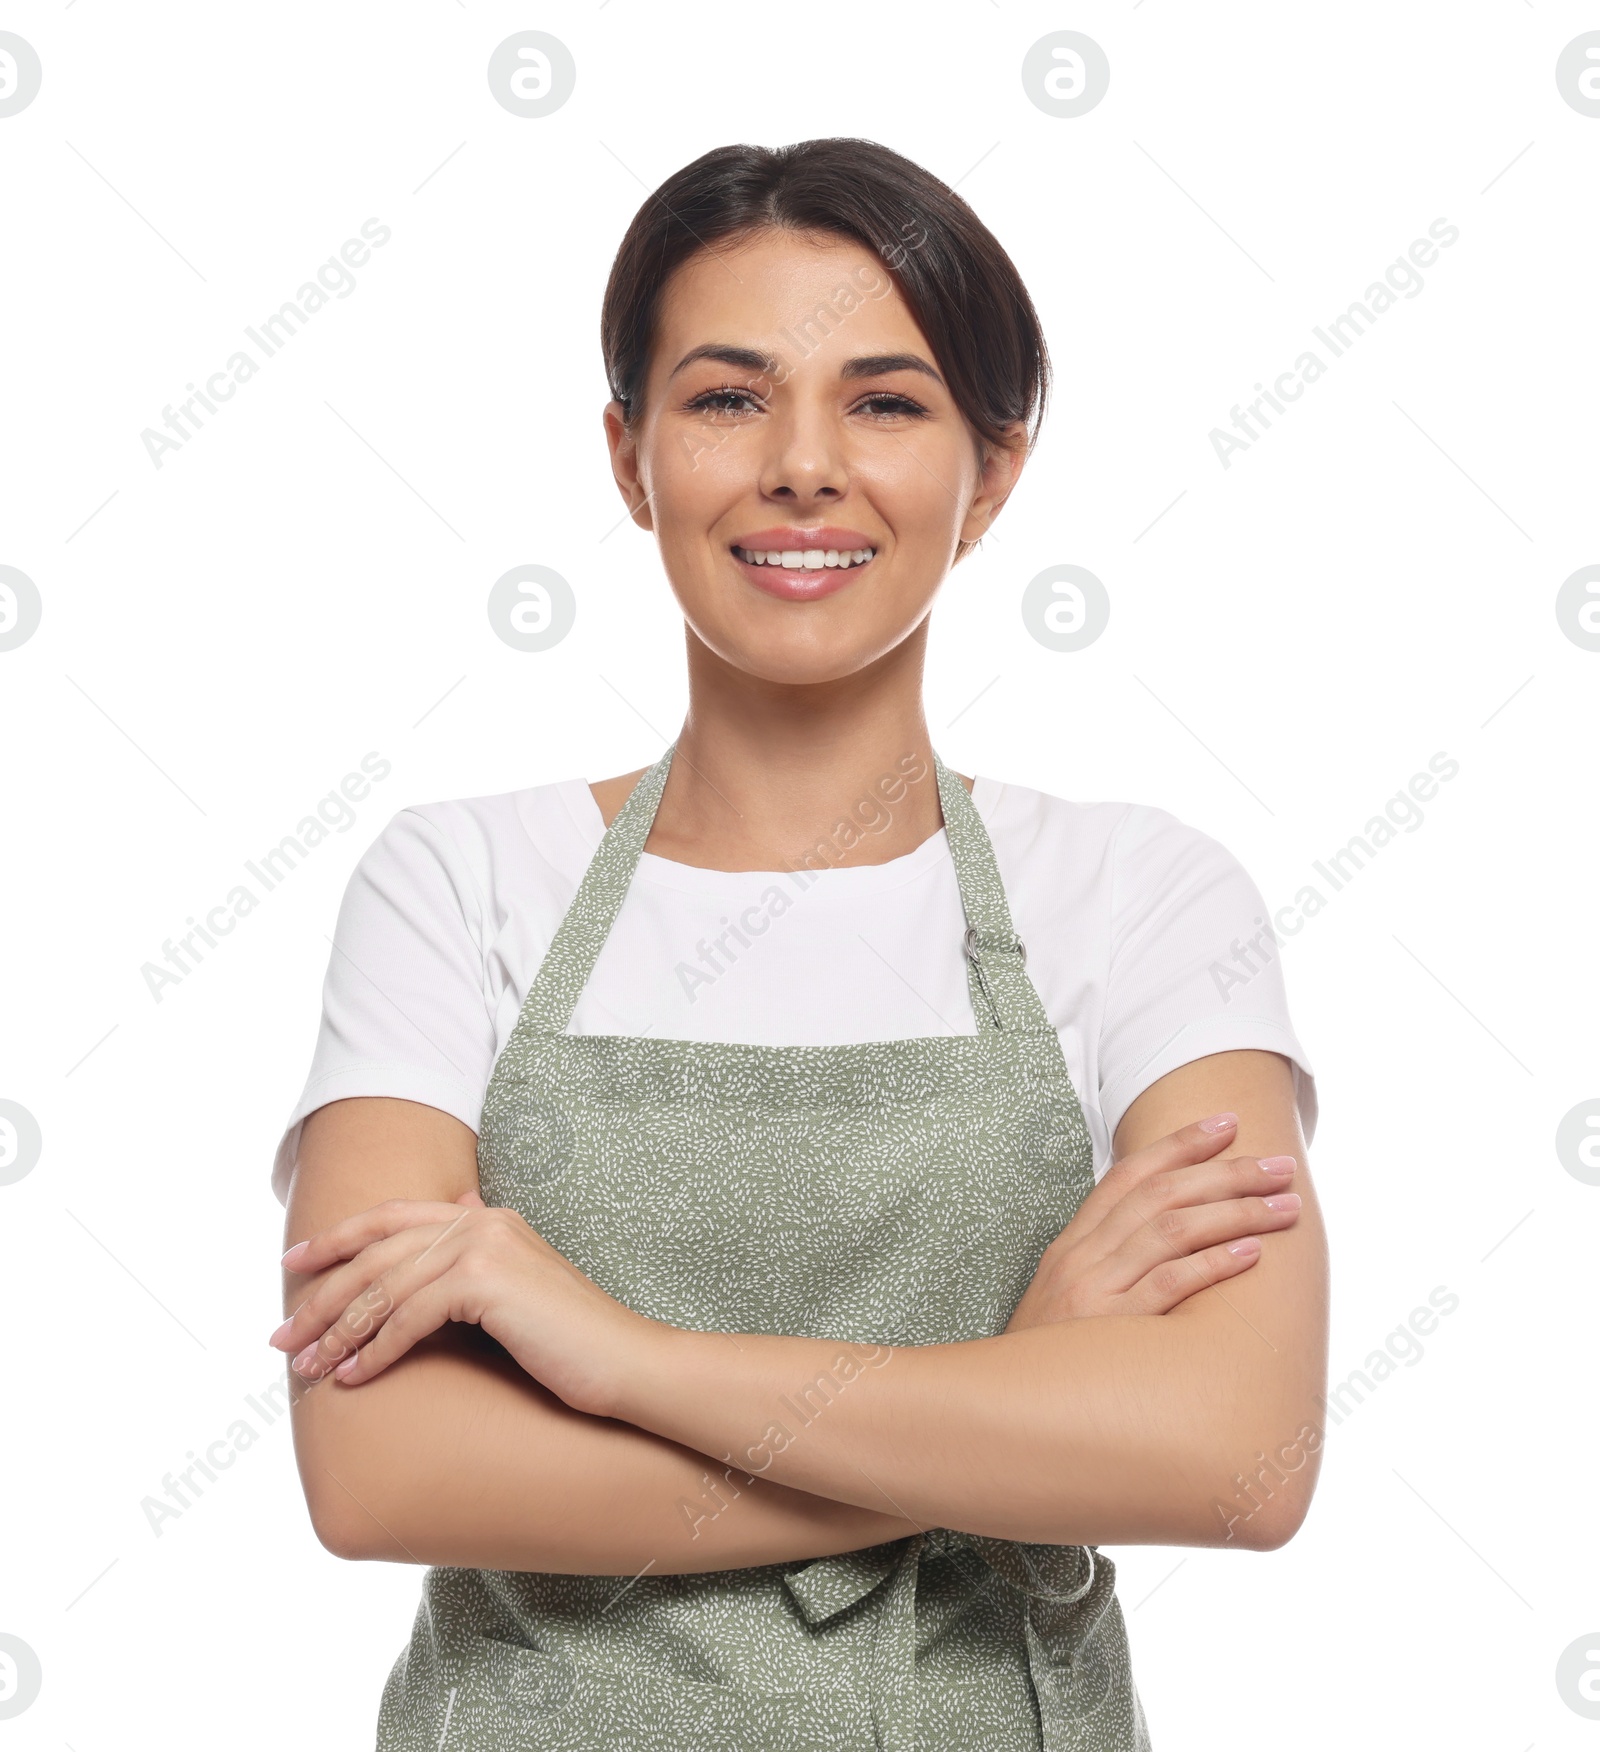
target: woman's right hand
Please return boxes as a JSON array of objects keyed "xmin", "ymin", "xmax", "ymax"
[{"xmin": 1005, "ymin": 1114, "xmax": 1302, "ymax": 1332}]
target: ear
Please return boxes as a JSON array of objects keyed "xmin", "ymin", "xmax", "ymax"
[
  {"xmin": 603, "ymin": 398, "xmax": 656, "ymax": 534},
  {"xmin": 958, "ymin": 420, "xmax": 1029, "ymax": 546}
]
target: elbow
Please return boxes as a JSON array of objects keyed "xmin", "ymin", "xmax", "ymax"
[
  {"xmin": 299, "ymin": 1443, "xmax": 391, "ymax": 1561},
  {"xmin": 307, "ymin": 1491, "xmax": 373, "ymax": 1562},
  {"xmin": 1199, "ymin": 1414, "xmax": 1324, "ymax": 1551},
  {"xmin": 293, "ymin": 1401, "xmax": 394, "ymax": 1562},
  {"xmin": 1226, "ymin": 1492, "xmax": 1309, "ymax": 1551},
  {"xmin": 1209, "ymin": 1452, "xmax": 1320, "ymax": 1551}
]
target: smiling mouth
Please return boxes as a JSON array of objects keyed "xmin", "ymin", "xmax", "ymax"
[{"xmin": 731, "ymin": 544, "xmax": 877, "ymax": 571}]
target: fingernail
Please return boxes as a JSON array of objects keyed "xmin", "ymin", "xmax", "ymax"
[
  {"xmin": 292, "ymin": 1343, "xmax": 324, "ymax": 1380},
  {"xmin": 268, "ymin": 1318, "xmax": 294, "ymax": 1348},
  {"xmin": 1198, "ymin": 1112, "xmax": 1238, "ymax": 1133},
  {"xmin": 281, "ymin": 1240, "xmax": 309, "ymax": 1267},
  {"xmin": 1259, "ymin": 1156, "xmax": 1297, "ymax": 1175},
  {"xmin": 1263, "ymin": 1192, "xmax": 1302, "ymax": 1212},
  {"xmin": 1227, "ymin": 1237, "xmax": 1261, "ymax": 1257},
  {"xmin": 334, "ymin": 1353, "xmax": 359, "ymax": 1379}
]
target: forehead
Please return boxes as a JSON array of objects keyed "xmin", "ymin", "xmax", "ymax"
[{"xmin": 651, "ymin": 227, "xmax": 931, "ymax": 380}]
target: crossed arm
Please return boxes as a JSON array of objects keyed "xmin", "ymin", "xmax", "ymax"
[{"xmin": 281, "ymin": 1048, "xmax": 1328, "ymax": 1571}]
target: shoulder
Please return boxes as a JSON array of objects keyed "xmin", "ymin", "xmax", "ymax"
[
  {"xmin": 350, "ymin": 775, "xmax": 603, "ymax": 909},
  {"xmin": 980, "ymin": 775, "xmax": 1229, "ymax": 871},
  {"xmin": 588, "ymin": 766, "xmax": 651, "ymax": 831},
  {"xmin": 979, "ymin": 777, "xmax": 1265, "ymax": 927},
  {"xmin": 388, "ymin": 773, "xmax": 597, "ymax": 850}
]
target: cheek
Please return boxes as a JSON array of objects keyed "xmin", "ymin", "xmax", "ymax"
[
  {"xmin": 857, "ymin": 439, "xmax": 974, "ymax": 545},
  {"xmin": 650, "ymin": 438, "xmax": 744, "ymax": 542}
]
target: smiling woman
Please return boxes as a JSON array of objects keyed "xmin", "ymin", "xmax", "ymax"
[{"xmin": 272, "ymin": 137, "xmax": 1327, "ymax": 1752}]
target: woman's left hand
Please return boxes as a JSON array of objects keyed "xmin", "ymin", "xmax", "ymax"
[{"xmin": 271, "ymin": 1190, "xmax": 662, "ymax": 1418}]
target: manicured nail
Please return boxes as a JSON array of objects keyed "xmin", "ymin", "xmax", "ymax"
[
  {"xmin": 1227, "ymin": 1237, "xmax": 1261, "ymax": 1258},
  {"xmin": 1259, "ymin": 1156, "xmax": 1297, "ymax": 1175},
  {"xmin": 292, "ymin": 1343, "xmax": 324, "ymax": 1379},
  {"xmin": 334, "ymin": 1353, "xmax": 359, "ymax": 1379},
  {"xmin": 1198, "ymin": 1112, "xmax": 1238, "ymax": 1133},
  {"xmin": 1263, "ymin": 1192, "xmax": 1302, "ymax": 1212},
  {"xmin": 281, "ymin": 1240, "xmax": 310, "ymax": 1268},
  {"xmin": 268, "ymin": 1318, "xmax": 295, "ymax": 1348}
]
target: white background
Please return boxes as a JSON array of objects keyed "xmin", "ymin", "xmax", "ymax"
[{"xmin": 2, "ymin": 2, "xmax": 1596, "ymax": 1746}]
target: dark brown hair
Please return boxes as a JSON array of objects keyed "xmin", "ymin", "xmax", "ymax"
[{"xmin": 600, "ymin": 137, "xmax": 1052, "ymax": 562}]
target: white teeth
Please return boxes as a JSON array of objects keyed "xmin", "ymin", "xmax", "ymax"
[{"xmin": 735, "ymin": 545, "xmax": 875, "ymax": 569}]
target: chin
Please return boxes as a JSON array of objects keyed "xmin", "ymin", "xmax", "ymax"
[
  {"xmin": 684, "ymin": 612, "xmax": 916, "ymax": 687},
  {"xmin": 671, "ymin": 574, "xmax": 935, "ymax": 688},
  {"xmin": 708, "ymin": 636, "xmax": 896, "ymax": 687}
]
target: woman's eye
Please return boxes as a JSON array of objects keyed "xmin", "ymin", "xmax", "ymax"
[
  {"xmin": 853, "ymin": 393, "xmax": 929, "ymax": 420},
  {"xmin": 686, "ymin": 388, "xmax": 762, "ymax": 416}
]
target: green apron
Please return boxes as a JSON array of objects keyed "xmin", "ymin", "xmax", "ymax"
[{"xmin": 376, "ymin": 746, "xmax": 1152, "ymax": 1751}]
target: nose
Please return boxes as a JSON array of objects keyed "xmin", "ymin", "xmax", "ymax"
[{"xmin": 756, "ymin": 397, "xmax": 848, "ymax": 506}]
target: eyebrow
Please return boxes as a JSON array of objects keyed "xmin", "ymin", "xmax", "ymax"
[{"xmin": 667, "ymin": 343, "xmax": 945, "ymax": 388}]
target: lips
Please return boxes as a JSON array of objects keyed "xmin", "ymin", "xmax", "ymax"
[{"xmin": 728, "ymin": 528, "xmax": 880, "ymax": 602}]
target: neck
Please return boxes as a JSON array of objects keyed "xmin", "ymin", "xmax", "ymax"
[{"xmin": 646, "ymin": 623, "xmax": 947, "ymax": 872}]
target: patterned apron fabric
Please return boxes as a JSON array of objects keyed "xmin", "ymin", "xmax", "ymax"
[{"xmin": 375, "ymin": 748, "xmax": 1152, "ymax": 1750}]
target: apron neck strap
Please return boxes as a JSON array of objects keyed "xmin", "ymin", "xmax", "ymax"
[
  {"xmin": 931, "ymin": 753, "xmax": 1052, "ymax": 1035},
  {"xmin": 517, "ymin": 744, "xmax": 676, "ymax": 1037},
  {"xmin": 520, "ymin": 744, "xmax": 1051, "ymax": 1036}
]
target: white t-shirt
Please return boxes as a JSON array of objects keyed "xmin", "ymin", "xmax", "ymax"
[{"xmin": 271, "ymin": 773, "xmax": 1318, "ymax": 1206}]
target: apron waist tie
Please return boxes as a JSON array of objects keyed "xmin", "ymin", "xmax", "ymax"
[{"xmin": 783, "ymin": 1530, "xmax": 1126, "ymax": 1751}]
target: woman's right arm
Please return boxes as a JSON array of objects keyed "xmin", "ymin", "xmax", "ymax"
[{"xmin": 283, "ymin": 1095, "xmax": 919, "ymax": 1575}]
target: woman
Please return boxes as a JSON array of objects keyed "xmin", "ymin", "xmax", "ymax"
[{"xmin": 270, "ymin": 137, "xmax": 1328, "ymax": 1750}]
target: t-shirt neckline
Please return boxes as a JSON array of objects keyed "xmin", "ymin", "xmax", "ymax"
[{"xmin": 558, "ymin": 771, "xmax": 999, "ymax": 895}]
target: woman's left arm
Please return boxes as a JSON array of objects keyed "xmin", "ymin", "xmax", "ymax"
[
  {"xmin": 284, "ymin": 1048, "xmax": 1327, "ymax": 1551},
  {"xmin": 617, "ymin": 1048, "xmax": 1329, "ymax": 1551}
]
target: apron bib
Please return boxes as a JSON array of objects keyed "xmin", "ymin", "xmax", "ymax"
[{"xmin": 376, "ymin": 748, "xmax": 1152, "ymax": 1751}]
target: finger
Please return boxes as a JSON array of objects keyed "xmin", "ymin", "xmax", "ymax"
[
  {"xmin": 328, "ymin": 1278, "xmax": 460, "ymax": 1386},
  {"xmin": 274, "ymin": 1221, "xmax": 461, "ymax": 1356},
  {"xmin": 282, "ymin": 1198, "xmax": 477, "ymax": 1275},
  {"xmin": 1064, "ymin": 1113, "xmax": 1242, "ymax": 1240},
  {"xmin": 1088, "ymin": 1153, "xmax": 1299, "ymax": 1258},
  {"xmin": 1119, "ymin": 1235, "xmax": 1267, "ymax": 1315},
  {"xmin": 291, "ymin": 1230, "xmax": 464, "ymax": 1380},
  {"xmin": 290, "ymin": 1276, "xmax": 399, "ymax": 1379},
  {"xmin": 456, "ymin": 1189, "xmax": 487, "ymax": 1207},
  {"xmin": 1105, "ymin": 1112, "xmax": 1243, "ymax": 1187},
  {"xmin": 1101, "ymin": 1191, "xmax": 1302, "ymax": 1296}
]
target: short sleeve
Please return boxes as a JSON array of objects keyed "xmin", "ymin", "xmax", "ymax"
[
  {"xmin": 1096, "ymin": 804, "xmax": 1318, "ymax": 1151},
  {"xmin": 270, "ymin": 807, "xmax": 498, "ymax": 1205}
]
